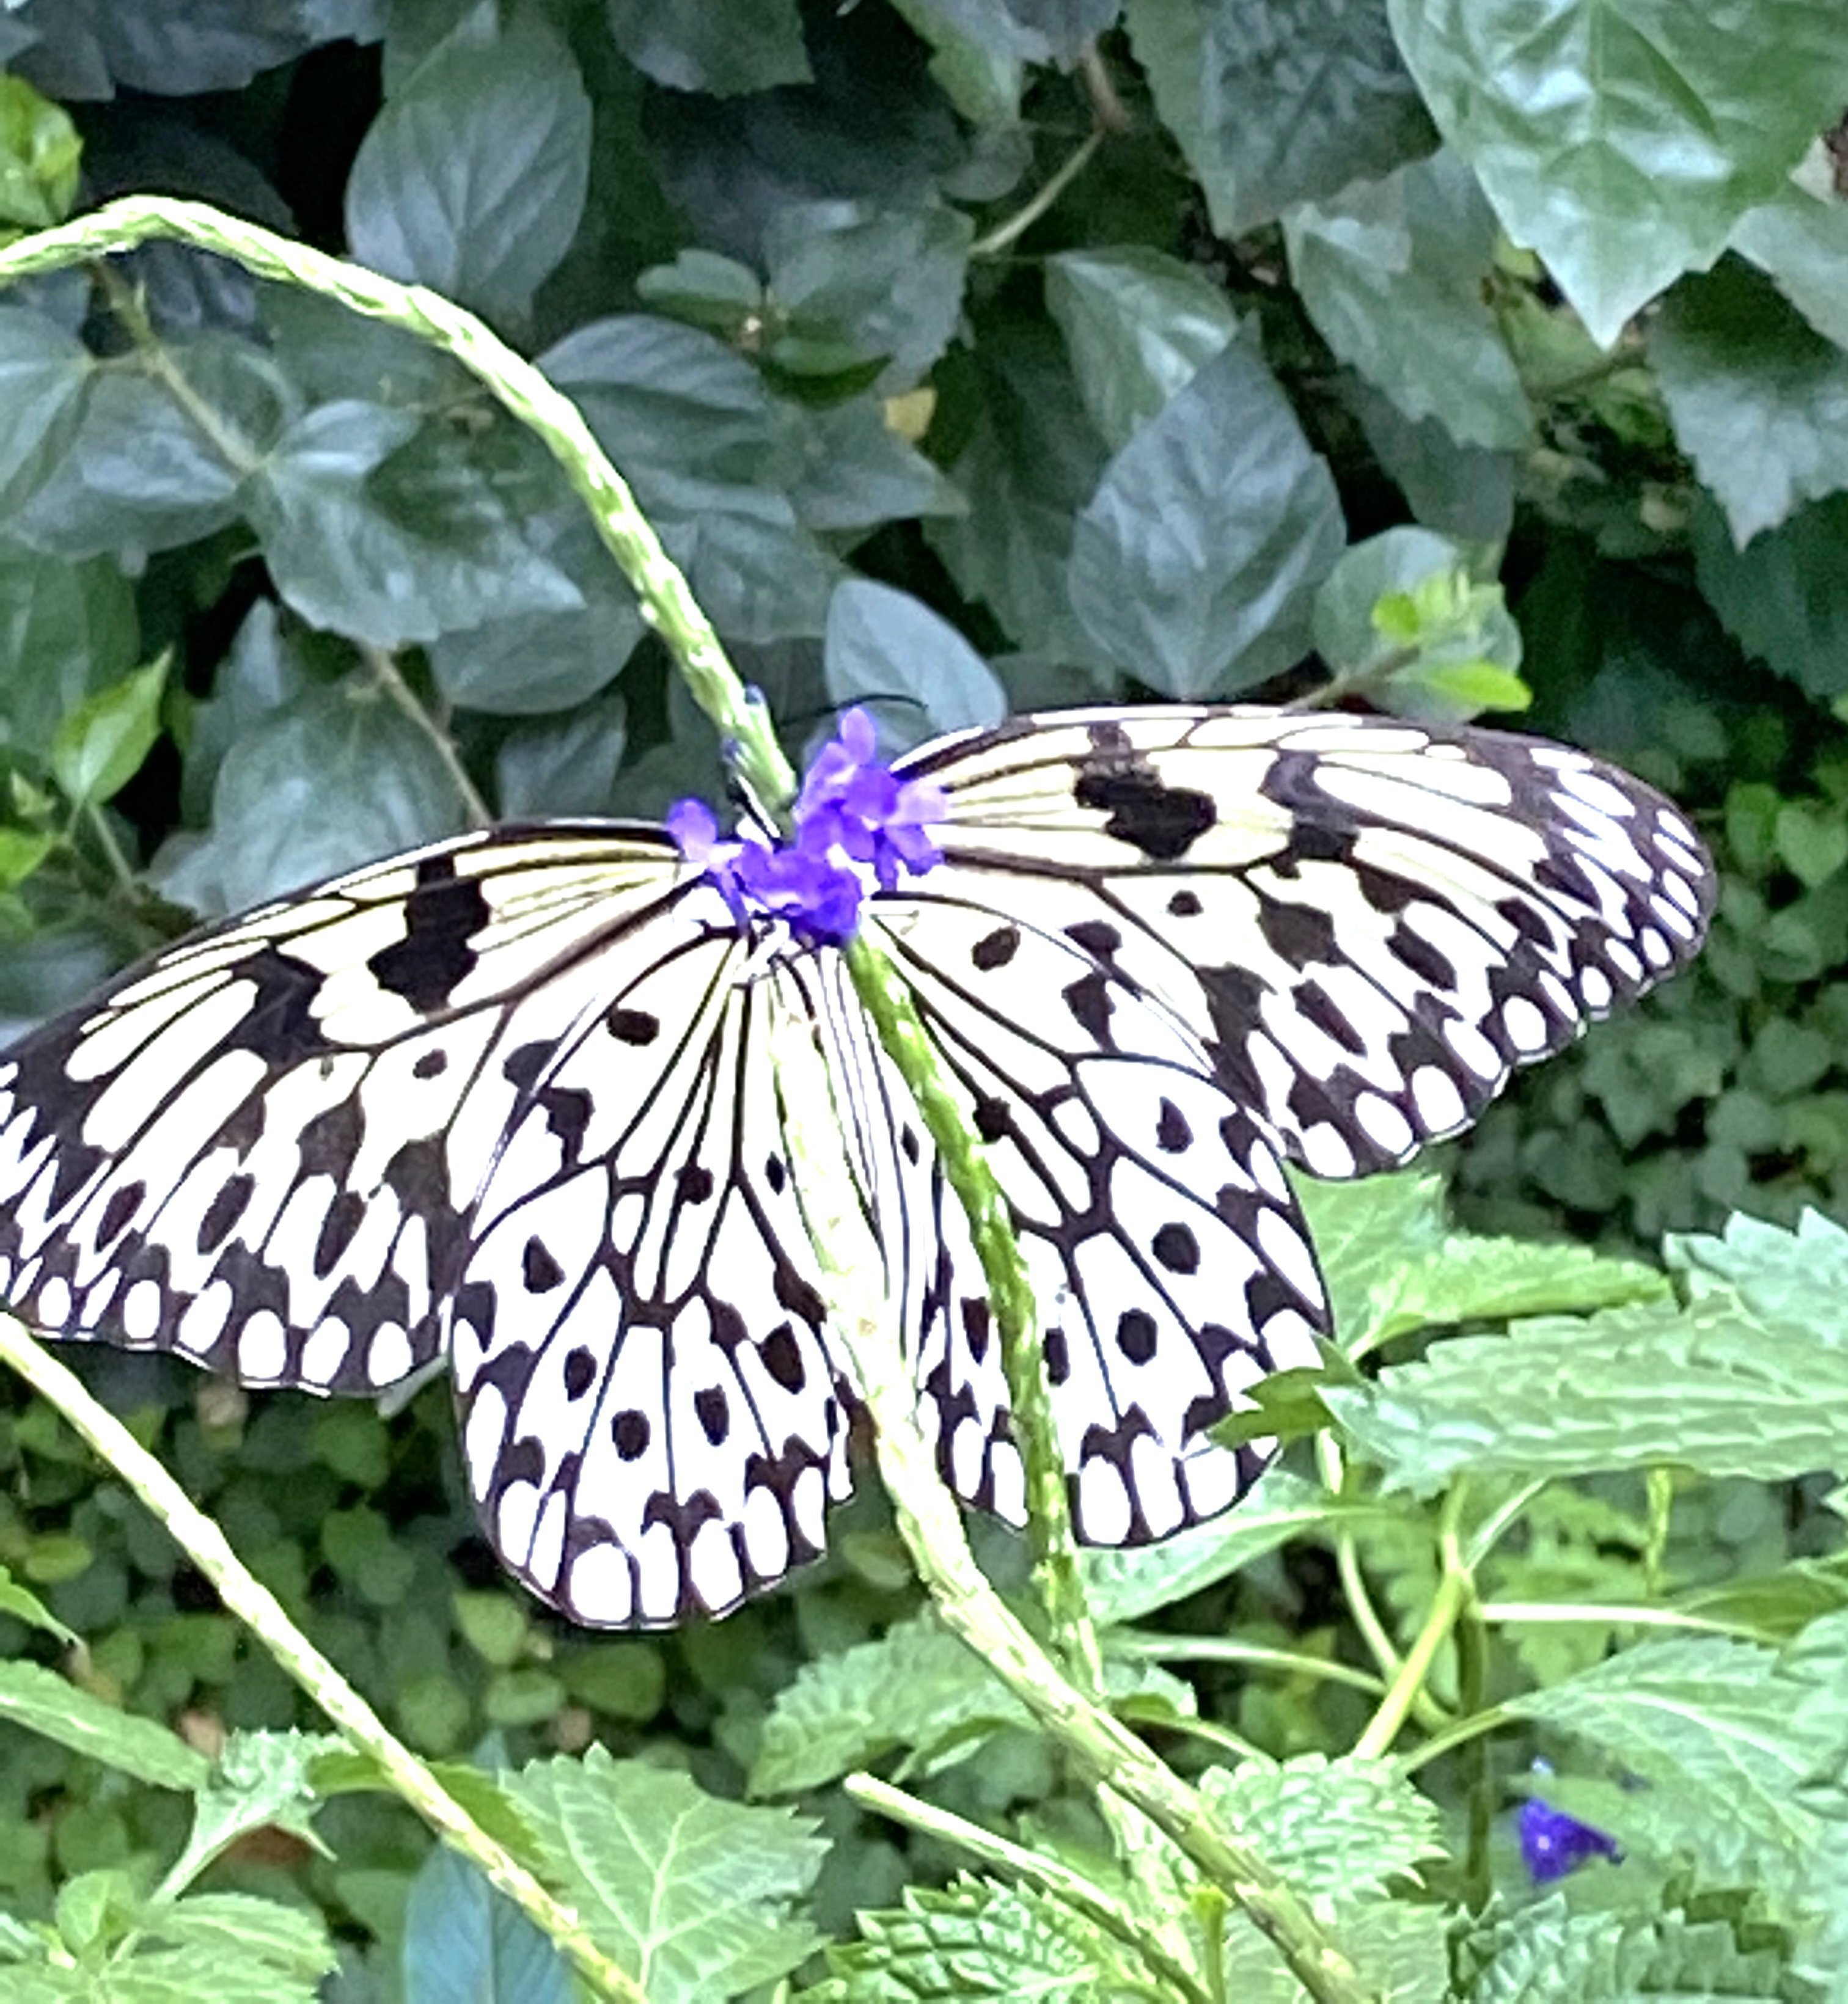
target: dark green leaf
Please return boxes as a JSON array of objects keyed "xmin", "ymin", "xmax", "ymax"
[
  {"xmin": 0, "ymin": 1562, "xmax": 77, "ymax": 1645},
  {"xmin": 0, "ymin": 308, "xmax": 89, "ymax": 514},
  {"xmin": 1286, "ymin": 150, "xmax": 1532, "ymax": 453},
  {"xmin": 1045, "ymin": 244, "xmax": 1238, "ymax": 450},
  {"xmin": 1199, "ymin": 1755, "xmax": 1446, "ymax": 1901},
  {"xmin": 1126, "ymin": 0, "xmax": 1431, "ymax": 234},
  {"xmin": 883, "ymin": 0, "xmax": 1034, "ymax": 128},
  {"xmin": 823, "ymin": 579, "xmax": 1004, "ymax": 750},
  {"xmin": 508, "ymin": 1746, "xmax": 824, "ymax": 2002},
  {"xmin": 0, "ymin": 1661, "xmax": 209, "ymax": 1791},
  {"xmin": 1067, "ymin": 329, "xmax": 1345, "ymax": 696},
  {"xmin": 1692, "ymin": 490, "xmax": 1848, "ymax": 700},
  {"xmin": 0, "ymin": 540, "xmax": 139, "ymax": 759},
  {"xmin": 50, "ymin": 654, "xmax": 167, "ymax": 806},
  {"xmin": 178, "ymin": 599, "xmax": 312, "ymax": 825},
  {"xmin": 0, "ymin": 75, "xmax": 81, "ymax": 229},
  {"xmin": 247, "ymin": 403, "xmax": 581, "ymax": 648},
  {"xmin": 402, "ymin": 1843, "xmax": 571, "ymax": 2004},
  {"xmin": 345, "ymin": 6, "xmax": 592, "ymax": 323},
  {"xmin": 153, "ymin": 680, "xmax": 468, "ymax": 915},
  {"xmin": 1390, "ymin": 0, "xmax": 1848, "ymax": 346},
  {"xmin": 1343, "ymin": 373, "xmax": 1518, "ymax": 543},
  {"xmin": 780, "ymin": 397, "xmax": 964, "ymax": 536},
  {"xmin": 493, "ymin": 695, "xmax": 628, "ymax": 817},
  {"xmin": 605, "ymin": 0, "xmax": 810, "ymax": 96},
  {"xmin": 764, "ymin": 199, "xmax": 973, "ymax": 392},
  {"xmin": 1654, "ymin": 259, "xmax": 1848, "ymax": 545},
  {"xmin": 1730, "ymin": 181, "xmax": 1848, "ymax": 353}
]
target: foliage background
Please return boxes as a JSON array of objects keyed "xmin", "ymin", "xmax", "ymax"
[{"xmin": 1, "ymin": 0, "xmax": 1847, "ymax": 1999}]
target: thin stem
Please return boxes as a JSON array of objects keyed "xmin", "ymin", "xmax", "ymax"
[
  {"xmin": 1461, "ymin": 1479, "xmax": 1548, "ymax": 1571},
  {"xmin": 1151, "ymin": 1713, "xmax": 1272, "ymax": 1764},
  {"xmin": 0, "ymin": 1315, "xmax": 644, "ymax": 2004},
  {"xmin": 360, "ymin": 642, "xmax": 493, "ymax": 827},
  {"xmin": 94, "ymin": 261, "xmax": 265, "ymax": 478},
  {"xmin": 772, "ymin": 1012, "xmax": 1379, "ymax": 2004},
  {"xmin": 83, "ymin": 802, "xmax": 138, "ymax": 895},
  {"xmin": 1451, "ymin": 1589, "xmax": 1492, "ymax": 1911},
  {"xmin": 1394, "ymin": 1706, "xmax": 1512, "ymax": 1779},
  {"xmin": 1108, "ymin": 1634, "xmax": 1388, "ymax": 1698},
  {"xmin": 972, "ymin": 128, "xmax": 1106, "ymax": 258},
  {"xmin": 1475, "ymin": 1601, "xmax": 1777, "ymax": 1642},
  {"xmin": 849, "ymin": 1774, "xmax": 1215, "ymax": 2004},
  {"xmin": 1077, "ymin": 42, "xmax": 1132, "ymax": 134},
  {"xmin": 1353, "ymin": 1485, "xmax": 1472, "ymax": 1761}
]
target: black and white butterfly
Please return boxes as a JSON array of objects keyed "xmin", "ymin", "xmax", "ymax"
[{"xmin": 0, "ymin": 707, "xmax": 1712, "ymax": 1626}]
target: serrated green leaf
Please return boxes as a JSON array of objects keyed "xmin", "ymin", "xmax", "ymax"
[
  {"xmin": 1067, "ymin": 330, "xmax": 1344, "ymax": 697},
  {"xmin": 165, "ymin": 1731, "xmax": 340, "ymax": 1895},
  {"xmin": 402, "ymin": 1842, "xmax": 572, "ymax": 2004},
  {"xmin": 345, "ymin": 6, "xmax": 592, "ymax": 323},
  {"xmin": 1200, "ymin": 1755, "xmax": 1446, "ymax": 1901},
  {"xmin": 1730, "ymin": 181, "xmax": 1848, "ymax": 353},
  {"xmin": 823, "ymin": 579, "xmax": 1004, "ymax": 751},
  {"xmin": 0, "ymin": 1660, "xmax": 208, "ymax": 1791},
  {"xmin": 1295, "ymin": 1171, "xmax": 1451, "ymax": 1349},
  {"xmin": 0, "ymin": 76, "xmax": 81, "ymax": 229},
  {"xmin": 1329, "ymin": 1292, "xmax": 1848, "ymax": 1492},
  {"xmin": 508, "ymin": 1747, "xmax": 823, "ymax": 2003},
  {"xmin": 1666, "ymin": 1208, "xmax": 1848, "ymax": 1345},
  {"xmin": 1653, "ymin": 259, "xmax": 1848, "ymax": 546},
  {"xmin": 1125, "ymin": 0, "xmax": 1432, "ymax": 236},
  {"xmin": 1286, "ymin": 150, "xmax": 1532, "ymax": 453},
  {"xmin": 142, "ymin": 1893, "xmax": 335, "ymax": 1980},
  {"xmin": 606, "ymin": 0, "xmax": 810, "ymax": 95},
  {"xmin": 1045, "ymin": 244, "xmax": 1239, "ymax": 450},
  {"xmin": 804, "ymin": 1878, "xmax": 1120, "ymax": 2002},
  {"xmin": 1391, "ymin": 0, "xmax": 1848, "ymax": 348},
  {"xmin": 50, "ymin": 654, "xmax": 167, "ymax": 807}
]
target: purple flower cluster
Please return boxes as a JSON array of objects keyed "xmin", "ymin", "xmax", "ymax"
[{"xmin": 667, "ymin": 708, "xmax": 946, "ymax": 945}]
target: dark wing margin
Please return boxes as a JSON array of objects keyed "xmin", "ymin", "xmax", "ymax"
[{"xmin": 894, "ymin": 706, "xmax": 1714, "ymax": 1180}]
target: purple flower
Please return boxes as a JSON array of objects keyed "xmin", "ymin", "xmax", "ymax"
[
  {"xmin": 667, "ymin": 709, "xmax": 946, "ymax": 943},
  {"xmin": 1517, "ymin": 1793, "xmax": 1622, "ymax": 1883},
  {"xmin": 794, "ymin": 707, "xmax": 946, "ymax": 893}
]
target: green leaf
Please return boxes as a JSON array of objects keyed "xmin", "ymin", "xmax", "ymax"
[
  {"xmin": 0, "ymin": 1562, "xmax": 78, "ymax": 1644},
  {"xmin": 402, "ymin": 1843, "xmax": 572, "ymax": 2004},
  {"xmin": 1084, "ymin": 1469, "xmax": 1393, "ymax": 1624},
  {"xmin": 165, "ymin": 1732, "xmax": 340, "ymax": 1895},
  {"xmin": 780, "ymin": 396, "xmax": 964, "ymax": 536},
  {"xmin": 882, "ymin": 0, "xmax": 1032, "ymax": 128},
  {"xmin": 1286, "ymin": 150, "xmax": 1532, "ymax": 453},
  {"xmin": 823, "ymin": 579, "xmax": 1005, "ymax": 750},
  {"xmin": 345, "ymin": 5, "xmax": 592, "ymax": 323},
  {"xmin": 50, "ymin": 654, "xmax": 168, "ymax": 808},
  {"xmin": 1294, "ymin": 1170, "xmax": 1450, "ymax": 1350},
  {"xmin": 1508, "ymin": 1626, "xmax": 1848, "ymax": 1904},
  {"xmin": 508, "ymin": 1746, "xmax": 823, "ymax": 2003},
  {"xmin": 1343, "ymin": 373, "xmax": 1518, "ymax": 543},
  {"xmin": 152, "ymin": 680, "xmax": 468, "ymax": 916},
  {"xmin": 0, "ymin": 76, "xmax": 81, "ymax": 229},
  {"xmin": 0, "ymin": 1661, "xmax": 208, "ymax": 1791},
  {"xmin": 1067, "ymin": 329, "xmax": 1345, "ymax": 697},
  {"xmin": 494, "ymin": 695, "xmax": 628, "ymax": 818},
  {"xmin": 1692, "ymin": 490, "xmax": 1848, "ymax": 700},
  {"xmin": 0, "ymin": 309, "xmax": 90, "ymax": 515},
  {"xmin": 0, "ymin": 541, "xmax": 139, "ymax": 760},
  {"xmin": 142, "ymin": 1893, "xmax": 336, "ymax": 1983},
  {"xmin": 1044, "ymin": 245, "xmax": 1239, "ymax": 450},
  {"xmin": 1652, "ymin": 259, "xmax": 1848, "ymax": 546},
  {"xmin": 1326, "ymin": 1292, "xmax": 1848, "ymax": 1494},
  {"xmin": 605, "ymin": 0, "xmax": 810, "ymax": 95},
  {"xmin": 1124, "ymin": 0, "xmax": 1432, "ymax": 235},
  {"xmin": 1390, "ymin": 0, "xmax": 1848, "ymax": 348},
  {"xmin": 805, "ymin": 1878, "xmax": 1120, "ymax": 2002},
  {"xmin": 1730, "ymin": 181, "xmax": 1848, "ymax": 354},
  {"xmin": 764, "ymin": 198, "xmax": 973, "ymax": 392},
  {"xmin": 246, "ymin": 403, "xmax": 581, "ymax": 649},
  {"xmin": 1198, "ymin": 1755, "xmax": 1446, "ymax": 1901},
  {"xmin": 928, "ymin": 316, "xmax": 1113, "ymax": 670},
  {"xmin": 1666, "ymin": 1207, "xmax": 1848, "ymax": 1340}
]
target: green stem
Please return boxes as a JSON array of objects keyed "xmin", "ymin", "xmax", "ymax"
[
  {"xmin": 1475, "ymin": 1600, "xmax": 1776, "ymax": 1641},
  {"xmin": 848, "ymin": 1773, "xmax": 1214, "ymax": 2004},
  {"xmin": 1393, "ymin": 1706, "xmax": 1512, "ymax": 1779},
  {"xmin": 1451, "ymin": 1590, "xmax": 1492, "ymax": 1911},
  {"xmin": 359, "ymin": 642, "xmax": 493, "ymax": 828},
  {"xmin": 772, "ymin": 1012, "xmax": 1378, "ymax": 2004},
  {"xmin": 1107, "ymin": 1634, "xmax": 1387, "ymax": 1697},
  {"xmin": 0, "ymin": 1317, "xmax": 644, "ymax": 2004},
  {"xmin": 1354, "ymin": 1485, "xmax": 1472, "ymax": 1761},
  {"xmin": 845, "ymin": 935, "xmax": 1102, "ymax": 1697},
  {"xmin": 971, "ymin": 128, "xmax": 1106, "ymax": 258}
]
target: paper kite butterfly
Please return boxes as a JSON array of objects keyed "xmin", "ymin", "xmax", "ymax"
[{"xmin": 0, "ymin": 706, "xmax": 1713, "ymax": 1626}]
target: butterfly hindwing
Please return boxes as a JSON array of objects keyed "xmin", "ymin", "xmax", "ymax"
[{"xmin": 900, "ymin": 708, "xmax": 1712, "ymax": 1179}]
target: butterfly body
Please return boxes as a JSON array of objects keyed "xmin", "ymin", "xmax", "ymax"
[{"xmin": 0, "ymin": 706, "xmax": 1713, "ymax": 1625}]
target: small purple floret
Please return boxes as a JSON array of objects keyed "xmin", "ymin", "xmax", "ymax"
[
  {"xmin": 1517, "ymin": 1796, "xmax": 1622, "ymax": 1883},
  {"xmin": 668, "ymin": 708, "xmax": 945, "ymax": 943}
]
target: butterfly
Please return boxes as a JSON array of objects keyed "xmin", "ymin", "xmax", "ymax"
[{"xmin": 0, "ymin": 705, "xmax": 1713, "ymax": 1626}]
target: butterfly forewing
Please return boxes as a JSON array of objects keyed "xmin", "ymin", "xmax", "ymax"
[{"xmin": 899, "ymin": 708, "xmax": 1714, "ymax": 1179}]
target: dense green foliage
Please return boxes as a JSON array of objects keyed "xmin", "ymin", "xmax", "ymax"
[{"xmin": 0, "ymin": 2, "xmax": 1846, "ymax": 1999}]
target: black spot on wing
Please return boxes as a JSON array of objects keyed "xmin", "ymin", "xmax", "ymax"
[
  {"xmin": 1258, "ymin": 896, "xmax": 1336, "ymax": 969},
  {"xmin": 367, "ymin": 856, "xmax": 492, "ymax": 1012},
  {"xmin": 1074, "ymin": 727, "xmax": 1217, "ymax": 860},
  {"xmin": 227, "ymin": 949, "xmax": 335, "ymax": 1062}
]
